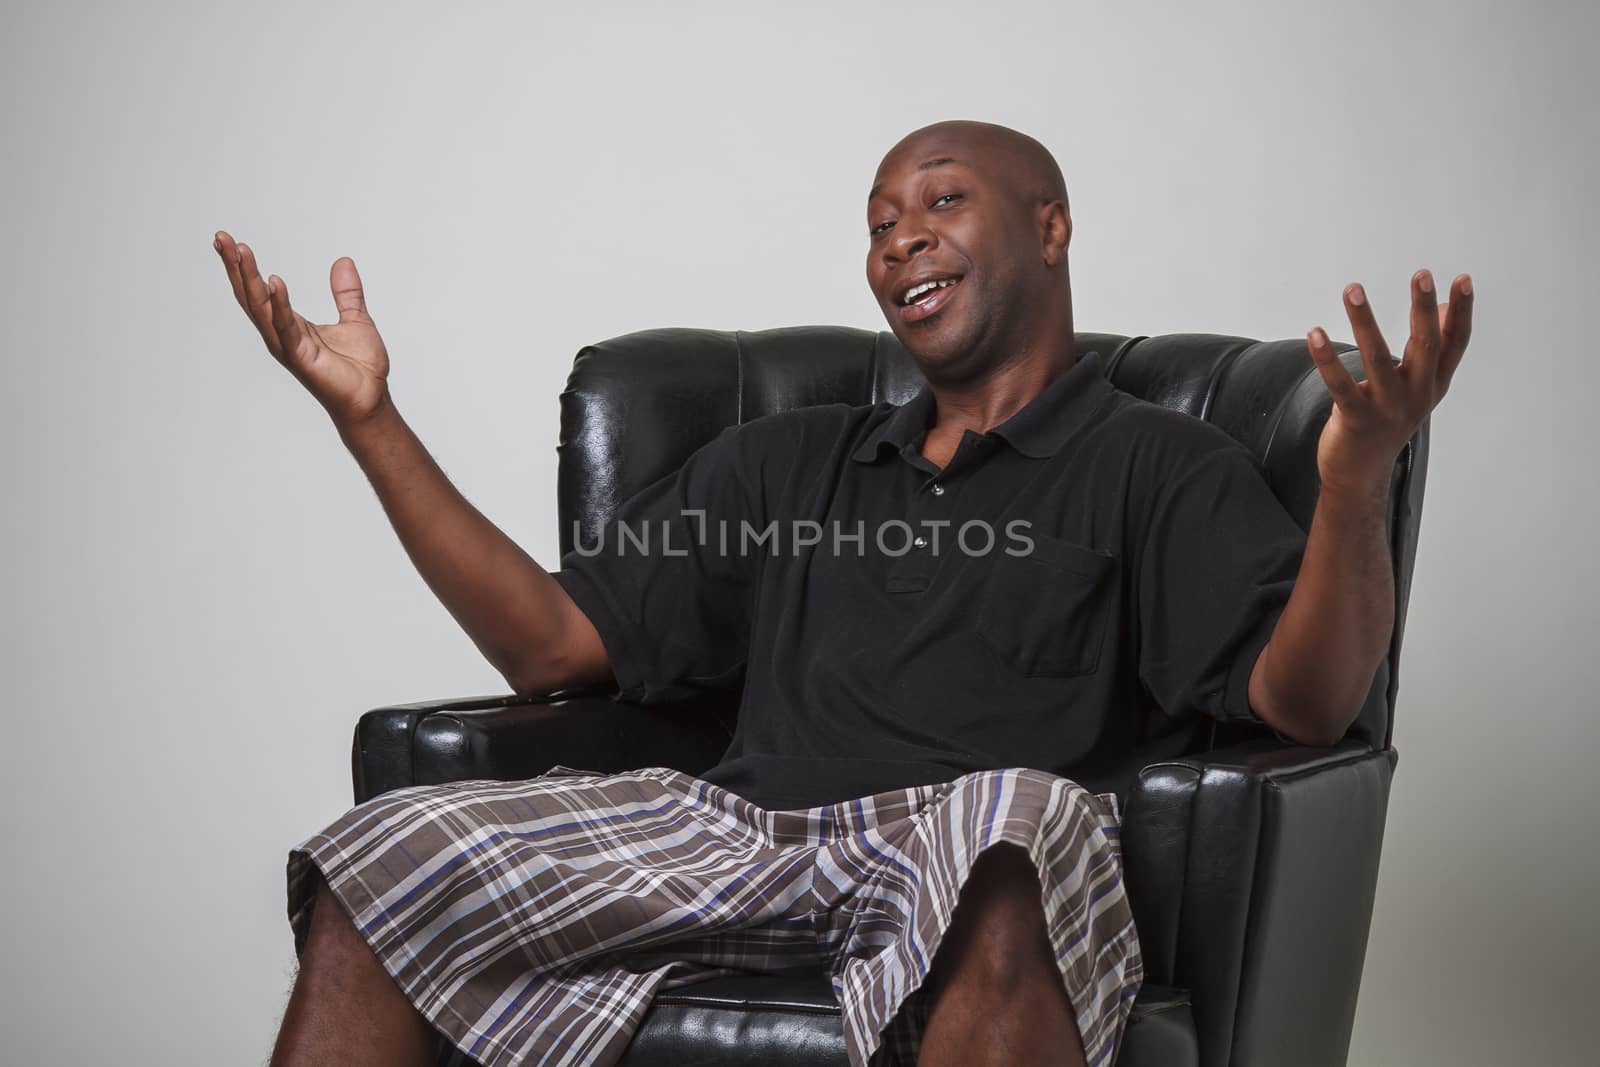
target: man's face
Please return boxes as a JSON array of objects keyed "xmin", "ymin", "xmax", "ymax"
[{"xmin": 865, "ymin": 137, "xmax": 1039, "ymax": 383}]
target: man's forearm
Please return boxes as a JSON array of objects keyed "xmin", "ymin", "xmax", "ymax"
[
  {"xmin": 335, "ymin": 395, "xmax": 596, "ymax": 694},
  {"xmin": 1248, "ymin": 480, "xmax": 1396, "ymax": 745}
]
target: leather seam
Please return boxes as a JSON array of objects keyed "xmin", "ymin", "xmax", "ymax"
[
  {"xmin": 1103, "ymin": 334, "xmax": 1144, "ymax": 380},
  {"xmin": 1248, "ymin": 748, "xmax": 1383, "ymax": 786},
  {"xmin": 869, "ymin": 332, "xmax": 883, "ymax": 405},
  {"xmin": 1228, "ymin": 776, "xmax": 1282, "ymax": 1061},
  {"xmin": 1129, "ymin": 1001, "xmax": 1190, "ymax": 1020},
  {"xmin": 1175, "ymin": 772, "xmax": 1199, "ymax": 993},
  {"xmin": 407, "ymin": 710, "xmax": 422, "ymax": 794},
  {"xmin": 1258, "ymin": 352, "xmax": 1329, "ymax": 476},
  {"xmin": 1143, "ymin": 745, "xmax": 1375, "ymax": 782},
  {"xmin": 649, "ymin": 997, "xmax": 841, "ymax": 1016},
  {"xmin": 1216, "ymin": 773, "xmax": 1263, "ymax": 1065},
  {"xmin": 1197, "ymin": 340, "xmax": 1250, "ymax": 424},
  {"xmin": 733, "ymin": 330, "xmax": 745, "ymax": 425}
]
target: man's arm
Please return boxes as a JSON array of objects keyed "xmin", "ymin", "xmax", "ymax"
[
  {"xmin": 1247, "ymin": 480, "xmax": 1394, "ymax": 745},
  {"xmin": 213, "ymin": 231, "xmax": 610, "ymax": 697},
  {"xmin": 1248, "ymin": 268, "xmax": 1474, "ymax": 746},
  {"xmin": 334, "ymin": 396, "xmax": 612, "ymax": 696}
]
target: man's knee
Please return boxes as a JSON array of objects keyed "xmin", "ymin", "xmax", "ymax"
[
  {"xmin": 964, "ymin": 843, "xmax": 1049, "ymax": 931},
  {"xmin": 936, "ymin": 844, "xmax": 1056, "ymax": 994}
]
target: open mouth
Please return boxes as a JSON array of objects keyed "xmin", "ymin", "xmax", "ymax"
[{"xmin": 897, "ymin": 275, "xmax": 963, "ymax": 323}]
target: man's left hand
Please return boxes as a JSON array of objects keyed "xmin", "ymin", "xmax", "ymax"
[{"xmin": 1307, "ymin": 269, "xmax": 1474, "ymax": 498}]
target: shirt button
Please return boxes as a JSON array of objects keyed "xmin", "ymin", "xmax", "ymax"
[
  {"xmin": 931, "ymin": 483, "xmax": 945, "ymax": 496},
  {"xmin": 913, "ymin": 535, "xmax": 929, "ymax": 549}
]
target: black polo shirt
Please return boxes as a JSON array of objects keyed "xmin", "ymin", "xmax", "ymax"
[{"xmin": 553, "ymin": 352, "xmax": 1307, "ymax": 810}]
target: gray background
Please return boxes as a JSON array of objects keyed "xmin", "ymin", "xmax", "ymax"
[{"xmin": 2, "ymin": 1, "xmax": 1594, "ymax": 1063}]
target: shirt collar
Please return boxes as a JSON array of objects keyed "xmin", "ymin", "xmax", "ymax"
[{"xmin": 850, "ymin": 350, "xmax": 1111, "ymax": 463}]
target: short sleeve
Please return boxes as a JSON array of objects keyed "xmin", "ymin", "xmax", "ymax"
[
  {"xmin": 1136, "ymin": 443, "xmax": 1307, "ymax": 724},
  {"xmin": 553, "ymin": 425, "xmax": 763, "ymax": 703}
]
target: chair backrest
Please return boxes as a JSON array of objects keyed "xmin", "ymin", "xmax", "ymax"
[{"xmin": 557, "ymin": 326, "xmax": 1430, "ymax": 749}]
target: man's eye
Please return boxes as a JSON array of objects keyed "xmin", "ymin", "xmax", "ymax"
[
  {"xmin": 932, "ymin": 193, "xmax": 962, "ymax": 207},
  {"xmin": 870, "ymin": 220, "xmax": 894, "ymax": 236}
]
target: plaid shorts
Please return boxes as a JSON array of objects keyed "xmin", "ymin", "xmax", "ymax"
[{"xmin": 287, "ymin": 765, "xmax": 1142, "ymax": 1067}]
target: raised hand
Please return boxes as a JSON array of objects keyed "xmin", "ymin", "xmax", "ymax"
[
  {"xmin": 213, "ymin": 230, "xmax": 390, "ymax": 427},
  {"xmin": 1306, "ymin": 269, "xmax": 1474, "ymax": 498}
]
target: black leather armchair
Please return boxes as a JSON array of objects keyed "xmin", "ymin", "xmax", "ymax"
[{"xmin": 353, "ymin": 327, "xmax": 1425, "ymax": 1067}]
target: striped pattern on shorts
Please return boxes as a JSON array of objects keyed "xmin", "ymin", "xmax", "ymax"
[{"xmin": 286, "ymin": 765, "xmax": 1143, "ymax": 1067}]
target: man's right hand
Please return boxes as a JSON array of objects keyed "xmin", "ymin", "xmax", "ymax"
[
  {"xmin": 214, "ymin": 230, "xmax": 389, "ymax": 427},
  {"xmin": 212, "ymin": 229, "xmax": 613, "ymax": 696}
]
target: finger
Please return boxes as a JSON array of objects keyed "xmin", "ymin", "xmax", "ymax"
[
  {"xmin": 1306, "ymin": 326, "xmax": 1363, "ymax": 410},
  {"xmin": 236, "ymin": 242, "xmax": 285, "ymax": 358},
  {"xmin": 266, "ymin": 273, "xmax": 316, "ymax": 373},
  {"xmin": 329, "ymin": 256, "xmax": 371, "ymax": 324},
  {"xmin": 214, "ymin": 230, "xmax": 251, "ymax": 315},
  {"xmin": 1400, "ymin": 268, "xmax": 1440, "ymax": 384},
  {"xmin": 1343, "ymin": 283, "xmax": 1400, "ymax": 392},
  {"xmin": 1437, "ymin": 273, "xmax": 1474, "ymax": 393}
]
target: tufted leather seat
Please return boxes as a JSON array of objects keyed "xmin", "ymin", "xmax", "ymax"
[{"xmin": 353, "ymin": 327, "xmax": 1426, "ymax": 1066}]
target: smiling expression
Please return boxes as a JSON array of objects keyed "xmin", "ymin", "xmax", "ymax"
[{"xmin": 865, "ymin": 122, "xmax": 1073, "ymax": 386}]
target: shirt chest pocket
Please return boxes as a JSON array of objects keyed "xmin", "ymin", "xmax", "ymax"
[{"xmin": 975, "ymin": 536, "xmax": 1118, "ymax": 678}]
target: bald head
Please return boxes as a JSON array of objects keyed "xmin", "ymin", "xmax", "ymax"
[
  {"xmin": 871, "ymin": 120, "xmax": 1068, "ymax": 217},
  {"xmin": 864, "ymin": 120, "xmax": 1076, "ymax": 385}
]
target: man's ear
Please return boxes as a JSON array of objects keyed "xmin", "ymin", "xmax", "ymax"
[{"xmin": 1039, "ymin": 201, "xmax": 1072, "ymax": 267}]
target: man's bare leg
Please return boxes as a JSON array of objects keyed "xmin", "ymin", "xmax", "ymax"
[
  {"xmin": 270, "ymin": 869, "xmax": 438, "ymax": 1067},
  {"xmin": 916, "ymin": 844, "xmax": 1086, "ymax": 1067}
]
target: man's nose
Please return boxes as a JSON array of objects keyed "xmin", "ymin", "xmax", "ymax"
[{"xmin": 886, "ymin": 211, "xmax": 935, "ymax": 263}]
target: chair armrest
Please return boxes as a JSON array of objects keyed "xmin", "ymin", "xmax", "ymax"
[
  {"xmin": 352, "ymin": 689, "xmax": 737, "ymax": 804},
  {"xmin": 1122, "ymin": 739, "xmax": 1397, "ymax": 1067}
]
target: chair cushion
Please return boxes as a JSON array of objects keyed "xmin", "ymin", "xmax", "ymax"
[
  {"xmin": 1117, "ymin": 984, "xmax": 1199, "ymax": 1066},
  {"xmin": 617, "ymin": 976, "xmax": 847, "ymax": 1066},
  {"xmin": 615, "ymin": 974, "xmax": 1194, "ymax": 1066}
]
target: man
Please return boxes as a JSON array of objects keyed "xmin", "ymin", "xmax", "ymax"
[{"xmin": 214, "ymin": 120, "xmax": 1472, "ymax": 1067}]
